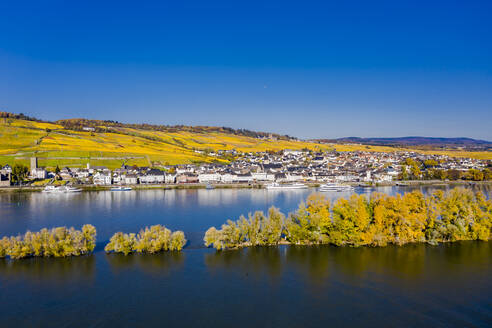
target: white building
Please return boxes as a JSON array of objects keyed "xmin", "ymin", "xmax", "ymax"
[
  {"xmin": 2, "ymin": 165, "xmax": 12, "ymax": 174},
  {"xmin": 198, "ymin": 173, "xmax": 221, "ymax": 183},
  {"xmin": 124, "ymin": 174, "xmax": 138, "ymax": 185},
  {"xmin": 165, "ymin": 174, "xmax": 176, "ymax": 184},
  {"xmin": 374, "ymin": 173, "xmax": 393, "ymax": 182},
  {"xmin": 113, "ymin": 173, "xmax": 123, "ymax": 185},
  {"xmin": 93, "ymin": 172, "xmax": 112, "ymax": 185},
  {"xmin": 236, "ymin": 173, "xmax": 253, "ymax": 183},
  {"xmin": 336, "ymin": 174, "xmax": 358, "ymax": 182},
  {"xmin": 285, "ymin": 174, "xmax": 304, "ymax": 182},
  {"xmin": 251, "ymin": 172, "xmax": 274, "ymax": 181},
  {"xmin": 139, "ymin": 170, "xmax": 165, "ymax": 184},
  {"xmin": 31, "ymin": 168, "xmax": 47, "ymax": 179},
  {"xmin": 74, "ymin": 169, "xmax": 90, "ymax": 179},
  {"xmin": 220, "ymin": 173, "xmax": 236, "ymax": 183},
  {"xmin": 176, "ymin": 166, "xmax": 195, "ymax": 174},
  {"xmin": 284, "ymin": 149, "xmax": 305, "ymax": 156}
]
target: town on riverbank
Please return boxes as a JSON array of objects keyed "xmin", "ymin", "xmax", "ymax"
[{"xmin": 1, "ymin": 149, "xmax": 491, "ymax": 192}]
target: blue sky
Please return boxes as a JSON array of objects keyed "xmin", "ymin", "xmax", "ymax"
[{"xmin": 1, "ymin": 0, "xmax": 491, "ymax": 140}]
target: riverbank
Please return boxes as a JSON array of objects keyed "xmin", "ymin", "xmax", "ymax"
[
  {"xmin": 0, "ymin": 183, "xmax": 265, "ymax": 193},
  {"xmin": 357, "ymin": 180, "xmax": 492, "ymax": 187},
  {"xmin": 0, "ymin": 180, "xmax": 490, "ymax": 193}
]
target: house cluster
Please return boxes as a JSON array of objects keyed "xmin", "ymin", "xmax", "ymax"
[
  {"xmin": 0, "ymin": 150, "xmax": 489, "ymax": 187},
  {"xmin": 188, "ymin": 150, "xmax": 402, "ymax": 184},
  {"xmin": 178, "ymin": 150, "xmax": 489, "ymax": 184},
  {"xmin": 50, "ymin": 165, "xmax": 173, "ymax": 186},
  {"xmin": 0, "ymin": 164, "xmax": 11, "ymax": 187}
]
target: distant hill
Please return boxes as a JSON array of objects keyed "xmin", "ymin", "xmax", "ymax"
[
  {"xmin": 1, "ymin": 112, "xmax": 491, "ymax": 169},
  {"xmin": 315, "ymin": 137, "xmax": 492, "ymax": 150}
]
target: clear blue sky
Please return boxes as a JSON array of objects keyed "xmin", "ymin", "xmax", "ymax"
[{"xmin": 1, "ymin": 0, "xmax": 491, "ymax": 140}]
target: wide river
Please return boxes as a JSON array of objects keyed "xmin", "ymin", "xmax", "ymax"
[{"xmin": 0, "ymin": 186, "xmax": 491, "ymax": 327}]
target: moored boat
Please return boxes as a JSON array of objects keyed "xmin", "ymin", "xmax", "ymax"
[
  {"xmin": 63, "ymin": 186, "xmax": 82, "ymax": 193},
  {"xmin": 111, "ymin": 186, "xmax": 132, "ymax": 191},
  {"xmin": 42, "ymin": 185, "xmax": 82, "ymax": 193},
  {"xmin": 265, "ymin": 182, "xmax": 308, "ymax": 190},
  {"xmin": 318, "ymin": 183, "xmax": 354, "ymax": 192},
  {"xmin": 42, "ymin": 186, "xmax": 59, "ymax": 193}
]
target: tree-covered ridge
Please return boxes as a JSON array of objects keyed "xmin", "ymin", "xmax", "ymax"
[
  {"xmin": 105, "ymin": 225, "xmax": 186, "ymax": 255},
  {"xmin": 316, "ymin": 136, "xmax": 492, "ymax": 151},
  {"xmin": 0, "ymin": 111, "xmax": 293, "ymax": 140},
  {"xmin": 0, "ymin": 111, "xmax": 48, "ymax": 123},
  {"xmin": 0, "ymin": 225, "xmax": 96, "ymax": 259},
  {"xmin": 204, "ymin": 188, "xmax": 492, "ymax": 250},
  {"xmin": 55, "ymin": 118, "xmax": 295, "ymax": 140}
]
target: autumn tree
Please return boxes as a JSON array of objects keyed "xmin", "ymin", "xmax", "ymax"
[
  {"xmin": 0, "ymin": 225, "xmax": 97, "ymax": 259},
  {"xmin": 105, "ymin": 225, "xmax": 186, "ymax": 255},
  {"xmin": 204, "ymin": 187, "xmax": 491, "ymax": 251},
  {"xmin": 423, "ymin": 159, "xmax": 438, "ymax": 168}
]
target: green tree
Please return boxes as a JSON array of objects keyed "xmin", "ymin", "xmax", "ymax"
[
  {"xmin": 105, "ymin": 225, "xmax": 185, "ymax": 255},
  {"xmin": 436, "ymin": 169, "xmax": 447, "ymax": 181},
  {"xmin": 465, "ymin": 169, "xmax": 484, "ymax": 181},
  {"xmin": 0, "ymin": 225, "xmax": 97, "ymax": 259},
  {"xmin": 11, "ymin": 164, "xmax": 29, "ymax": 184},
  {"xmin": 424, "ymin": 159, "xmax": 438, "ymax": 168},
  {"xmin": 410, "ymin": 164, "xmax": 422, "ymax": 179},
  {"xmin": 446, "ymin": 169, "xmax": 461, "ymax": 180},
  {"xmin": 483, "ymin": 168, "xmax": 492, "ymax": 181},
  {"xmin": 398, "ymin": 166, "xmax": 409, "ymax": 180}
]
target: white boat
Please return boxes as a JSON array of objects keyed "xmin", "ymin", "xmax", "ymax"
[
  {"xmin": 318, "ymin": 183, "xmax": 354, "ymax": 192},
  {"xmin": 42, "ymin": 186, "xmax": 59, "ymax": 193},
  {"xmin": 63, "ymin": 186, "xmax": 82, "ymax": 193},
  {"xmin": 205, "ymin": 183, "xmax": 215, "ymax": 190},
  {"xmin": 265, "ymin": 182, "xmax": 308, "ymax": 190},
  {"xmin": 42, "ymin": 185, "xmax": 82, "ymax": 193},
  {"xmin": 111, "ymin": 186, "xmax": 132, "ymax": 191}
]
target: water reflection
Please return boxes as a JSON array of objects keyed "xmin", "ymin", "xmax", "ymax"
[
  {"xmin": 0, "ymin": 185, "xmax": 490, "ymax": 244},
  {"xmin": 1, "ymin": 185, "xmax": 490, "ymax": 211},
  {"xmin": 204, "ymin": 241, "xmax": 492, "ymax": 285},
  {"xmin": 106, "ymin": 252, "xmax": 185, "ymax": 276},
  {"xmin": 205, "ymin": 247, "xmax": 284, "ymax": 280},
  {"xmin": 0, "ymin": 255, "xmax": 95, "ymax": 284}
]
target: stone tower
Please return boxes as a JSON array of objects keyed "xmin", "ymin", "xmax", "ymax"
[{"xmin": 30, "ymin": 157, "xmax": 38, "ymax": 171}]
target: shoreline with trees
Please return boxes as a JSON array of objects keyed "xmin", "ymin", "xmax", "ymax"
[{"xmin": 204, "ymin": 187, "xmax": 492, "ymax": 250}]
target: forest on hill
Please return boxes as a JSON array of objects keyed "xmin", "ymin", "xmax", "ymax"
[
  {"xmin": 1, "ymin": 111, "xmax": 294, "ymax": 140},
  {"xmin": 56, "ymin": 117, "xmax": 295, "ymax": 140}
]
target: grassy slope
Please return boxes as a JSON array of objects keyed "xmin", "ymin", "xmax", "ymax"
[{"xmin": 0, "ymin": 118, "xmax": 490, "ymax": 169}]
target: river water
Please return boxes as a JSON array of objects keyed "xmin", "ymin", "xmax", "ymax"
[{"xmin": 0, "ymin": 186, "xmax": 491, "ymax": 327}]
